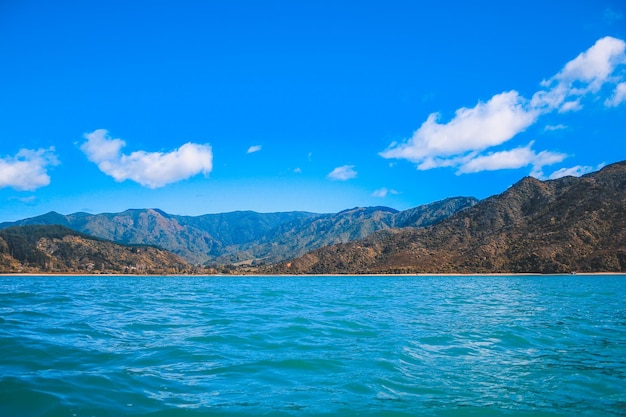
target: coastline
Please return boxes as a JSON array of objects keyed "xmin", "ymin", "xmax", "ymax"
[{"xmin": 2, "ymin": 272, "xmax": 625, "ymax": 277}]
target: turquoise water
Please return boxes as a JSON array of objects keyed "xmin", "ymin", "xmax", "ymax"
[{"xmin": 1, "ymin": 275, "xmax": 625, "ymax": 417}]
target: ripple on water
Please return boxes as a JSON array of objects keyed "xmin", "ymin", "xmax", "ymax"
[{"xmin": 0, "ymin": 274, "xmax": 625, "ymax": 417}]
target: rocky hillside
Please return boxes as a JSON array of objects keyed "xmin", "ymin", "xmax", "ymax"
[
  {"xmin": 215, "ymin": 197, "xmax": 478, "ymax": 265},
  {"xmin": 0, "ymin": 225, "xmax": 189, "ymax": 274},
  {"xmin": 269, "ymin": 161, "xmax": 626, "ymax": 274},
  {"xmin": 0, "ymin": 210, "xmax": 317, "ymax": 264},
  {"xmin": 1, "ymin": 198, "xmax": 476, "ymax": 265}
]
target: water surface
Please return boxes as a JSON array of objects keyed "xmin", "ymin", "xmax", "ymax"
[{"xmin": 1, "ymin": 275, "xmax": 625, "ymax": 416}]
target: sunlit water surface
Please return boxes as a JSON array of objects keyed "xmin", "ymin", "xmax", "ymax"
[{"xmin": 1, "ymin": 275, "xmax": 625, "ymax": 416}]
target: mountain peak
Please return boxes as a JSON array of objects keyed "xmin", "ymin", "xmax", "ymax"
[
  {"xmin": 337, "ymin": 206, "xmax": 399, "ymax": 215},
  {"xmin": 270, "ymin": 163, "xmax": 626, "ymax": 274},
  {"xmin": 148, "ymin": 208, "xmax": 170, "ymax": 218}
]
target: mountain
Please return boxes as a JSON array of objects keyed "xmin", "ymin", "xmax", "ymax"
[
  {"xmin": 0, "ymin": 225, "xmax": 189, "ymax": 274},
  {"xmin": 214, "ymin": 198, "xmax": 478, "ymax": 265},
  {"xmin": 0, "ymin": 209, "xmax": 318, "ymax": 264},
  {"xmin": 268, "ymin": 161, "xmax": 626, "ymax": 274},
  {"xmin": 1, "ymin": 198, "xmax": 476, "ymax": 265},
  {"xmin": 174, "ymin": 211, "xmax": 320, "ymax": 247}
]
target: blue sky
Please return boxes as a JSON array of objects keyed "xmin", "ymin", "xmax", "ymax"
[{"xmin": 1, "ymin": 1, "xmax": 625, "ymax": 221}]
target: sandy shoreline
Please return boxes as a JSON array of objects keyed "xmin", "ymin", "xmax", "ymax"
[{"xmin": 2, "ymin": 272, "xmax": 625, "ymax": 277}]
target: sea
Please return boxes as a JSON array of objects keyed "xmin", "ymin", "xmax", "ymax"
[{"xmin": 1, "ymin": 274, "xmax": 625, "ymax": 417}]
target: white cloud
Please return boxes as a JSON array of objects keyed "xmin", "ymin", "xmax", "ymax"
[
  {"xmin": 80, "ymin": 129, "xmax": 213, "ymax": 188},
  {"xmin": 0, "ymin": 147, "xmax": 58, "ymax": 191},
  {"xmin": 457, "ymin": 142, "xmax": 566, "ymax": 175},
  {"xmin": 558, "ymin": 100, "xmax": 583, "ymax": 113},
  {"xmin": 372, "ymin": 188, "xmax": 388, "ymax": 198},
  {"xmin": 293, "ymin": 167, "xmax": 302, "ymax": 173},
  {"xmin": 9, "ymin": 195, "xmax": 37, "ymax": 203},
  {"xmin": 380, "ymin": 91, "xmax": 539, "ymax": 169},
  {"xmin": 544, "ymin": 124, "xmax": 567, "ymax": 132},
  {"xmin": 80, "ymin": 130, "xmax": 125, "ymax": 161},
  {"xmin": 548, "ymin": 163, "xmax": 604, "ymax": 179},
  {"xmin": 534, "ymin": 36, "xmax": 626, "ymax": 112},
  {"xmin": 380, "ymin": 36, "xmax": 626, "ymax": 174},
  {"xmin": 605, "ymin": 82, "xmax": 626, "ymax": 107},
  {"xmin": 247, "ymin": 145, "xmax": 262, "ymax": 154},
  {"xmin": 327, "ymin": 165, "xmax": 357, "ymax": 181},
  {"xmin": 549, "ymin": 36, "xmax": 625, "ymax": 88},
  {"xmin": 372, "ymin": 188, "xmax": 399, "ymax": 198}
]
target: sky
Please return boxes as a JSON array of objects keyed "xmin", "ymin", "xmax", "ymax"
[{"xmin": 1, "ymin": 0, "xmax": 625, "ymax": 221}]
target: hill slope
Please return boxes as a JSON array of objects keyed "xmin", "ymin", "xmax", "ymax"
[
  {"xmin": 270, "ymin": 162, "xmax": 626, "ymax": 274},
  {"xmin": 215, "ymin": 197, "xmax": 478, "ymax": 265},
  {"xmin": 0, "ymin": 210, "xmax": 318, "ymax": 264},
  {"xmin": 1, "ymin": 198, "xmax": 476, "ymax": 265},
  {"xmin": 0, "ymin": 225, "xmax": 189, "ymax": 274}
]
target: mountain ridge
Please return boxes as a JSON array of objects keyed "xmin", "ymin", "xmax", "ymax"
[
  {"xmin": 1, "ymin": 198, "xmax": 477, "ymax": 265},
  {"xmin": 1, "ymin": 161, "xmax": 624, "ymax": 274},
  {"xmin": 214, "ymin": 197, "xmax": 478, "ymax": 265},
  {"xmin": 0, "ymin": 225, "xmax": 188, "ymax": 274},
  {"xmin": 267, "ymin": 161, "xmax": 626, "ymax": 274}
]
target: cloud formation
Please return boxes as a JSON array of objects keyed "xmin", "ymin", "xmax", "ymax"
[
  {"xmin": 457, "ymin": 142, "xmax": 566, "ymax": 176},
  {"xmin": 533, "ymin": 36, "xmax": 626, "ymax": 112},
  {"xmin": 247, "ymin": 145, "xmax": 262, "ymax": 154},
  {"xmin": 80, "ymin": 129, "xmax": 213, "ymax": 188},
  {"xmin": 381, "ymin": 91, "xmax": 539, "ymax": 170},
  {"xmin": 548, "ymin": 163, "xmax": 604, "ymax": 180},
  {"xmin": 605, "ymin": 82, "xmax": 626, "ymax": 107},
  {"xmin": 381, "ymin": 36, "xmax": 626, "ymax": 175},
  {"xmin": 10, "ymin": 195, "xmax": 37, "ymax": 204},
  {"xmin": 544, "ymin": 124, "xmax": 567, "ymax": 132},
  {"xmin": 0, "ymin": 147, "xmax": 58, "ymax": 191},
  {"xmin": 372, "ymin": 187, "xmax": 399, "ymax": 198},
  {"xmin": 328, "ymin": 165, "xmax": 357, "ymax": 181}
]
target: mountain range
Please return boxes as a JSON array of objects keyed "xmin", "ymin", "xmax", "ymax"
[
  {"xmin": 0, "ymin": 197, "xmax": 478, "ymax": 266},
  {"xmin": 2, "ymin": 161, "xmax": 624, "ymax": 275},
  {"xmin": 268, "ymin": 161, "xmax": 626, "ymax": 274},
  {"xmin": 0, "ymin": 225, "xmax": 188, "ymax": 274}
]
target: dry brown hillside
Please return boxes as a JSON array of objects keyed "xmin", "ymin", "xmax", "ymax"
[{"xmin": 269, "ymin": 161, "xmax": 626, "ymax": 274}]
